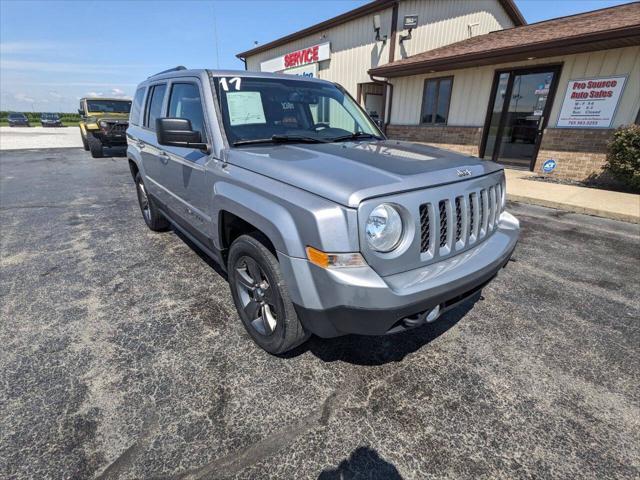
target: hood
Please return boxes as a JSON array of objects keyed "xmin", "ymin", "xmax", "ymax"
[
  {"xmin": 226, "ymin": 140, "xmax": 503, "ymax": 207},
  {"xmin": 87, "ymin": 112, "xmax": 129, "ymax": 122}
]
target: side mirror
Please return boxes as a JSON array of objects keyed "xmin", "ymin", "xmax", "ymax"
[
  {"xmin": 156, "ymin": 118, "xmax": 209, "ymax": 151},
  {"xmin": 78, "ymin": 109, "xmax": 84, "ymax": 116}
]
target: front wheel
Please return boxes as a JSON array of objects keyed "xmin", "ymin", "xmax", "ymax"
[
  {"xmin": 228, "ymin": 234, "xmax": 309, "ymax": 354},
  {"xmin": 87, "ymin": 134, "xmax": 103, "ymax": 158}
]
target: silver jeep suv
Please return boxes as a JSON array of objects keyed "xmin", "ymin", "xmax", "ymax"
[{"xmin": 127, "ymin": 67, "xmax": 519, "ymax": 354}]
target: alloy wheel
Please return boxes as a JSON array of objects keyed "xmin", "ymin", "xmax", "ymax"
[{"xmin": 235, "ymin": 256, "xmax": 278, "ymax": 336}]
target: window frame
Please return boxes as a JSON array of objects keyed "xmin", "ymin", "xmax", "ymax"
[
  {"xmin": 166, "ymin": 79, "xmax": 211, "ymax": 145},
  {"xmin": 420, "ymin": 76, "xmax": 454, "ymax": 126},
  {"xmin": 143, "ymin": 82, "xmax": 168, "ymax": 131},
  {"xmin": 130, "ymin": 86, "xmax": 147, "ymax": 126}
]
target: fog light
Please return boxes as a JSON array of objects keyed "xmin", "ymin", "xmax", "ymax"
[{"xmin": 426, "ymin": 305, "xmax": 441, "ymax": 323}]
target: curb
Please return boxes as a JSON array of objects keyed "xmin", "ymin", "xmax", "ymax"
[{"xmin": 507, "ymin": 194, "xmax": 640, "ymax": 224}]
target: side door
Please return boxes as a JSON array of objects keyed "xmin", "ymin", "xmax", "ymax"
[
  {"xmin": 160, "ymin": 79, "xmax": 214, "ymax": 244},
  {"xmin": 138, "ymin": 82, "xmax": 169, "ymax": 205}
]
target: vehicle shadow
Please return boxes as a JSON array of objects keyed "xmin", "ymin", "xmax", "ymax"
[
  {"xmin": 172, "ymin": 228, "xmax": 228, "ymax": 280},
  {"xmin": 103, "ymin": 146, "xmax": 127, "ymax": 158},
  {"xmin": 318, "ymin": 446, "xmax": 403, "ymax": 479},
  {"xmin": 171, "ymin": 227, "xmax": 479, "ymax": 365},
  {"xmin": 285, "ymin": 296, "xmax": 479, "ymax": 366}
]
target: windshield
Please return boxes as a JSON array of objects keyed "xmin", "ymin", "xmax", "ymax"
[
  {"xmin": 9, "ymin": 113, "xmax": 26, "ymax": 119},
  {"xmin": 42, "ymin": 113, "xmax": 59, "ymax": 119},
  {"xmin": 86, "ymin": 100, "xmax": 131, "ymax": 114},
  {"xmin": 212, "ymin": 76, "xmax": 382, "ymax": 146}
]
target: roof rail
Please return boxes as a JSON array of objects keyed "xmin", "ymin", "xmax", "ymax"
[{"xmin": 148, "ymin": 66, "xmax": 187, "ymax": 79}]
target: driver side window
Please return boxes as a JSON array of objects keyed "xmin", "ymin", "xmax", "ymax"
[{"xmin": 167, "ymin": 82, "xmax": 207, "ymax": 142}]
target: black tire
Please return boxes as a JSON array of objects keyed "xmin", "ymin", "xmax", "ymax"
[
  {"xmin": 228, "ymin": 233, "xmax": 309, "ymax": 354},
  {"xmin": 87, "ymin": 133, "xmax": 103, "ymax": 158},
  {"xmin": 134, "ymin": 172, "xmax": 169, "ymax": 231}
]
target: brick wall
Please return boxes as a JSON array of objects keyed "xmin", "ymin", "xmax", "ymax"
[
  {"xmin": 534, "ymin": 128, "xmax": 613, "ymax": 180},
  {"xmin": 386, "ymin": 125, "xmax": 482, "ymax": 156},
  {"xmin": 387, "ymin": 125, "xmax": 616, "ymax": 182}
]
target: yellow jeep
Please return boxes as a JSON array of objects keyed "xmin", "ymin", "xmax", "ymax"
[{"xmin": 78, "ymin": 97, "xmax": 132, "ymax": 158}]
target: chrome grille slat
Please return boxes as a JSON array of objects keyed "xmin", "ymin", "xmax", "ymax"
[{"xmin": 419, "ymin": 179, "xmax": 503, "ymax": 260}]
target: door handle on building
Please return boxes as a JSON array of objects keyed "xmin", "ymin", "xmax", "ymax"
[{"xmin": 537, "ymin": 116, "xmax": 545, "ymax": 133}]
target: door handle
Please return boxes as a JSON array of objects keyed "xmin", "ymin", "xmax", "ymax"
[
  {"xmin": 537, "ymin": 116, "xmax": 545, "ymax": 133},
  {"xmin": 159, "ymin": 151, "xmax": 169, "ymax": 164}
]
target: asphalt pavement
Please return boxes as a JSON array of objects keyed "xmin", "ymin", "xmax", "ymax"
[{"xmin": 1, "ymin": 147, "xmax": 639, "ymax": 479}]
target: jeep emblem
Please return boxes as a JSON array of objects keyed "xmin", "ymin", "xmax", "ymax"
[{"xmin": 456, "ymin": 168, "xmax": 472, "ymax": 177}]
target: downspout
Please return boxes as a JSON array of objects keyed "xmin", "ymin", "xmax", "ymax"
[
  {"xmin": 369, "ymin": 74, "xmax": 393, "ymax": 134},
  {"xmin": 368, "ymin": 1, "xmax": 398, "ymax": 134}
]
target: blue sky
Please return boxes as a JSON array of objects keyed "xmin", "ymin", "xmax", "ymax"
[{"xmin": 0, "ymin": 0, "xmax": 633, "ymax": 112}]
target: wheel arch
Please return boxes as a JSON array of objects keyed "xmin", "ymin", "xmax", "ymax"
[{"xmin": 214, "ymin": 183, "xmax": 305, "ymax": 259}]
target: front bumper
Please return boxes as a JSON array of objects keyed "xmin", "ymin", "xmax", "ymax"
[{"xmin": 281, "ymin": 211, "xmax": 519, "ymax": 337}]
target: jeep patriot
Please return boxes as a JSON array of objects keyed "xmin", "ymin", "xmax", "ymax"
[{"xmin": 126, "ymin": 67, "xmax": 520, "ymax": 354}]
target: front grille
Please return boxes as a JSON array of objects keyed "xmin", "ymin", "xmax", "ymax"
[
  {"xmin": 110, "ymin": 123, "xmax": 127, "ymax": 133},
  {"xmin": 420, "ymin": 180, "xmax": 503, "ymax": 255}
]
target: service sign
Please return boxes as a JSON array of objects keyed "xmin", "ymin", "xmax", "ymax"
[
  {"xmin": 260, "ymin": 42, "xmax": 330, "ymax": 73},
  {"xmin": 557, "ymin": 76, "xmax": 627, "ymax": 128}
]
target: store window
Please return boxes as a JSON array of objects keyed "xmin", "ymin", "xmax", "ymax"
[{"xmin": 420, "ymin": 77, "xmax": 453, "ymax": 125}]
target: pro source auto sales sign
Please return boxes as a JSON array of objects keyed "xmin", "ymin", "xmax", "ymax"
[{"xmin": 557, "ymin": 76, "xmax": 627, "ymax": 128}]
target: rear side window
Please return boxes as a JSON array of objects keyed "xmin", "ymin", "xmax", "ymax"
[
  {"xmin": 144, "ymin": 84, "xmax": 167, "ymax": 130},
  {"xmin": 168, "ymin": 83, "xmax": 207, "ymax": 141},
  {"xmin": 130, "ymin": 87, "xmax": 146, "ymax": 126}
]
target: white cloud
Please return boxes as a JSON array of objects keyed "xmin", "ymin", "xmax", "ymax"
[
  {"xmin": 0, "ymin": 41, "xmax": 67, "ymax": 55},
  {"xmin": 86, "ymin": 92, "xmax": 104, "ymax": 98},
  {"xmin": 111, "ymin": 88, "xmax": 126, "ymax": 97},
  {"xmin": 1, "ymin": 59, "xmax": 156, "ymax": 76},
  {"xmin": 14, "ymin": 92, "xmax": 34, "ymax": 103},
  {"xmin": 49, "ymin": 91, "xmax": 63, "ymax": 99}
]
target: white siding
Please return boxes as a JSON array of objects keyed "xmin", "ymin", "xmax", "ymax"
[
  {"xmin": 395, "ymin": 0, "xmax": 515, "ymax": 59},
  {"xmin": 390, "ymin": 46, "xmax": 640, "ymax": 128},
  {"xmin": 242, "ymin": 0, "xmax": 516, "ymax": 99},
  {"xmin": 245, "ymin": 8, "xmax": 394, "ymax": 98}
]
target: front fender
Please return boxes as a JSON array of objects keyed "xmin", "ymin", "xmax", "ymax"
[
  {"xmin": 212, "ymin": 172, "xmax": 359, "ymax": 259},
  {"xmin": 213, "ymin": 182, "xmax": 303, "ymax": 257}
]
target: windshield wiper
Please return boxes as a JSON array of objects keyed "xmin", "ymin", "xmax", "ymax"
[
  {"xmin": 233, "ymin": 135, "xmax": 329, "ymax": 146},
  {"xmin": 329, "ymin": 132, "xmax": 382, "ymax": 143}
]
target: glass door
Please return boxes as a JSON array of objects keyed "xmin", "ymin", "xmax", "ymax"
[{"xmin": 482, "ymin": 66, "xmax": 560, "ymax": 170}]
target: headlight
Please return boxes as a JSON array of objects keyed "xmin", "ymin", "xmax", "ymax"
[
  {"xmin": 365, "ymin": 204, "xmax": 403, "ymax": 252},
  {"xmin": 98, "ymin": 120, "xmax": 107, "ymax": 128}
]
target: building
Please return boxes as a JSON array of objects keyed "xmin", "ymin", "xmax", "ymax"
[{"xmin": 237, "ymin": 1, "xmax": 640, "ymax": 180}]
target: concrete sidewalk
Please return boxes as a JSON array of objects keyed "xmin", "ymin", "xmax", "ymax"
[{"xmin": 505, "ymin": 169, "xmax": 640, "ymax": 224}]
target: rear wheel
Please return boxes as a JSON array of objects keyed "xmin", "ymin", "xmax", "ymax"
[
  {"xmin": 87, "ymin": 133, "xmax": 103, "ymax": 158},
  {"xmin": 134, "ymin": 172, "xmax": 169, "ymax": 231},
  {"xmin": 228, "ymin": 234, "xmax": 309, "ymax": 354}
]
